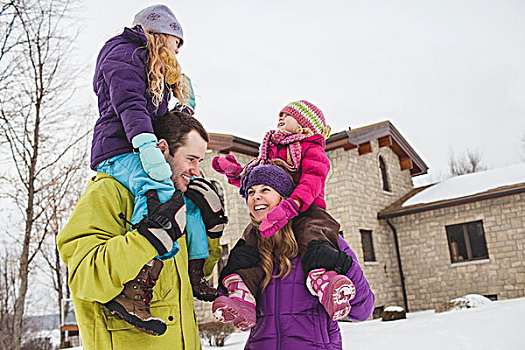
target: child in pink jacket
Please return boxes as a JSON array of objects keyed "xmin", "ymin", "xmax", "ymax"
[{"xmin": 212, "ymin": 100, "xmax": 356, "ymax": 328}]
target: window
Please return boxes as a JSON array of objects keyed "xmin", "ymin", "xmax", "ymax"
[
  {"xmin": 360, "ymin": 229, "xmax": 376, "ymax": 262},
  {"xmin": 446, "ymin": 220, "xmax": 489, "ymax": 263},
  {"xmin": 379, "ymin": 156, "xmax": 390, "ymax": 192}
]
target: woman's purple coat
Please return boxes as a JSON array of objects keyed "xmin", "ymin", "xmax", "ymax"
[
  {"xmin": 244, "ymin": 236, "xmax": 375, "ymax": 349},
  {"xmin": 91, "ymin": 26, "xmax": 169, "ymax": 170}
]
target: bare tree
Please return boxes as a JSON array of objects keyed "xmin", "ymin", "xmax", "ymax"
[
  {"xmin": 0, "ymin": 0, "xmax": 89, "ymax": 348},
  {"xmin": 37, "ymin": 159, "xmax": 86, "ymax": 347},
  {"xmin": 0, "ymin": 250, "xmax": 18, "ymax": 349},
  {"xmin": 0, "ymin": 1, "xmax": 19, "ymax": 85},
  {"xmin": 448, "ymin": 148, "xmax": 487, "ymax": 177}
]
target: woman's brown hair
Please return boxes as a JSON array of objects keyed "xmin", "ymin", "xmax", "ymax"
[{"xmin": 252, "ymin": 217, "xmax": 299, "ymax": 290}]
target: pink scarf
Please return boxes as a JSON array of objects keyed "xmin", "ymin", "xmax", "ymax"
[{"xmin": 246, "ymin": 130, "xmax": 309, "ymax": 172}]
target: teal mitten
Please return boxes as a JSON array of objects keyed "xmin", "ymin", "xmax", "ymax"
[
  {"xmin": 173, "ymin": 75, "xmax": 196, "ymax": 115},
  {"xmin": 132, "ymin": 133, "xmax": 172, "ymax": 181}
]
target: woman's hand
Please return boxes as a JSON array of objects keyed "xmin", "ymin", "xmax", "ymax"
[{"xmin": 258, "ymin": 198, "xmax": 299, "ymax": 238}]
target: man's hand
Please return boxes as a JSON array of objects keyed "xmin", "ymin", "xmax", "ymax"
[
  {"xmin": 135, "ymin": 190, "xmax": 186, "ymax": 256},
  {"xmin": 184, "ymin": 178, "xmax": 228, "ymax": 238},
  {"xmin": 258, "ymin": 198, "xmax": 299, "ymax": 238}
]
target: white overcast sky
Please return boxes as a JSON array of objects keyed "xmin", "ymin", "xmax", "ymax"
[{"xmin": 75, "ymin": 0, "xmax": 525, "ymax": 186}]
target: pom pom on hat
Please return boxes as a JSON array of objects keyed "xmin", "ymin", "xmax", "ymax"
[{"xmin": 279, "ymin": 100, "xmax": 331, "ymax": 138}]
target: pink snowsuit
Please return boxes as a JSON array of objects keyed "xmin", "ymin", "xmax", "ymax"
[
  {"xmin": 227, "ymin": 133, "xmax": 330, "ymax": 211},
  {"xmin": 264, "ymin": 133, "xmax": 329, "ymax": 211},
  {"xmin": 232, "ymin": 131, "xmax": 340, "ymax": 266}
]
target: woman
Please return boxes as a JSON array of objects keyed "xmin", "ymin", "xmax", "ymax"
[{"xmin": 214, "ymin": 164, "xmax": 375, "ymax": 349}]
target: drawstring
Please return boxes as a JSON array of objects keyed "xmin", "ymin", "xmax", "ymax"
[{"xmin": 118, "ymin": 212, "xmax": 135, "ymax": 229}]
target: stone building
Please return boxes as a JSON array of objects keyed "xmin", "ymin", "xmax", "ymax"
[
  {"xmin": 193, "ymin": 120, "xmax": 525, "ymax": 321},
  {"xmin": 378, "ymin": 163, "xmax": 525, "ymax": 311}
]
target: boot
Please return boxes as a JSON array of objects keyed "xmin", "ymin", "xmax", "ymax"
[
  {"xmin": 212, "ymin": 273, "xmax": 256, "ymax": 331},
  {"xmin": 189, "ymin": 258, "xmax": 217, "ymax": 301},
  {"xmin": 306, "ymin": 268, "xmax": 356, "ymax": 321},
  {"xmin": 103, "ymin": 258, "xmax": 167, "ymax": 336}
]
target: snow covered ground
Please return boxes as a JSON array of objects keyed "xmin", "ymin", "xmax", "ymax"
[{"xmin": 201, "ymin": 297, "xmax": 525, "ymax": 350}]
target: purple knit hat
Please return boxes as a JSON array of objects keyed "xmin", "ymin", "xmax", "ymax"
[{"xmin": 239, "ymin": 165, "xmax": 294, "ymax": 199}]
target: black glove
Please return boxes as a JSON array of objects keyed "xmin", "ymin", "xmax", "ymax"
[
  {"xmin": 219, "ymin": 239, "xmax": 261, "ymax": 289},
  {"xmin": 302, "ymin": 240, "xmax": 353, "ymax": 275},
  {"xmin": 135, "ymin": 190, "xmax": 186, "ymax": 256},
  {"xmin": 184, "ymin": 178, "xmax": 228, "ymax": 239}
]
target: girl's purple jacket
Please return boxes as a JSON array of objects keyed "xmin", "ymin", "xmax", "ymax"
[
  {"xmin": 244, "ymin": 236, "xmax": 375, "ymax": 349},
  {"xmin": 91, "ymin": 26, "xmax": 169, "ymax": 170}
]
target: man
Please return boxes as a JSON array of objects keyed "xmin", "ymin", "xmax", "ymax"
[{"xmin": 57, "ymin": 111, "xmax": 221, "ymax": 349}]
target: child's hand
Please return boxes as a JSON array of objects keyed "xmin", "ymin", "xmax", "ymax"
[
  {"xmin": 212, "ymin": 155, "xmax": 242, "ymax": 180},
  {"xmin": 259, "ymin": 198, "xmax": 299, "ymax": 238},
  {"xmin": 132, "ymin": 133, "xmax": 172, "ymax": 181}
]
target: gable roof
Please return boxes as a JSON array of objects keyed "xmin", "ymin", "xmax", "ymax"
[
  {"xmin": 208, "ymin": 133, "xmax": 260, "ymax": 157},
  {"xmin": 326, "ymin": 121, "xmax": 428, "ymax": 176},
  {"xmin": 208, "ymin": 120, "xmax": 428, "ymax": 177},
  {"xmin": 378, "ymin": 163, "xmax": 525, "ymax": 219}
]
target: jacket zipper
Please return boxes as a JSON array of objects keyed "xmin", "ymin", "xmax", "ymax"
[{"xmin": 275, "ymin": 276, "xmax": 281, "ymax": 350}]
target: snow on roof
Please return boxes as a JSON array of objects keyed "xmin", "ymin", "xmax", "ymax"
[{"xmin": 402, "ymin": 163, "xmax": 525, "ymax": 207}]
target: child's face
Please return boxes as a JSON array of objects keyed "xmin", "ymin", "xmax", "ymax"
[
  {"xmin": 277, "ymin": 113, "xmax": 300, "ymax": 133},
  {"xmin": 166, "ymin": 35, "xmax": 181, "ymax": 55}
]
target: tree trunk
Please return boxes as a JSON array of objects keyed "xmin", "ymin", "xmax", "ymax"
[{"xmin": 13, "ymin": 103, "xmax": 40, "ymax": 350}]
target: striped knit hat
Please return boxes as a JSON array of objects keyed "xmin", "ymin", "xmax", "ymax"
[{"xmin": 279, "ymin": 100, "xmax": 331, "ymax": 138}]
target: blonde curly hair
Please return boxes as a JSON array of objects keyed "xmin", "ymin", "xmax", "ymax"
[{"xmin": 143, "ymin": 30, "xmax": 190, "ymax": 109}]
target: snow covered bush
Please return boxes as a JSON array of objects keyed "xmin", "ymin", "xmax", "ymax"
[
  {"xmin": 21, "ymin": 336, "xmax": 53, "ymax": 350},
  {"xmin": 435, "ymin": 294, "xmax": 492, "ymax": 313},
  {"xmin": 199, "ymin": 321, "xmax": 236, "ymax": 347}
]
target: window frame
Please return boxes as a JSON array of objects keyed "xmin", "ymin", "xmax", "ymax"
[
  {"xmin": 360, "ymin": 229, "xmax": 376, "ymax": 262},
  {"xmin": 379, "ymin": 155, "xmax": 391, "ymax": 192},
  {"xmin": 445, "ymin": 220, "xmax": 489, "ymax": 264}
]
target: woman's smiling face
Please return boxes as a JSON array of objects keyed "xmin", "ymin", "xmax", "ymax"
[{"xmin": 247, "ymin": 184, "xmax": 282, "ymax": 222}]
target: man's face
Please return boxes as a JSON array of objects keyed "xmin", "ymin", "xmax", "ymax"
[{"xmin": 164, "ymin": 130, "xmax": 207, "ymax": 191}]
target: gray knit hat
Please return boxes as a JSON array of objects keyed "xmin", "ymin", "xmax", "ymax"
[
  {"xmin": 239, "ymin": 165, "xmax": 294, "ymax": 199},
  {"xmin": 132, "ymin": 4, "xmax": 184, "ymax": 46}
]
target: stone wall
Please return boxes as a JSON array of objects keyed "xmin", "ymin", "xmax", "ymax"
[
  {"xmin": 387, "ymin": 192, "xmax": 525, "ymax": 311},
  {"xmin": 325, "ymin": 140, "xmax": 414, "ymax": 311},
  {"xmin": 194, "ymin": 140, "xmax": 416, "ymax": 322}
]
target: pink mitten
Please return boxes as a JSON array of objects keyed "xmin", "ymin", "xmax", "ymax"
[
  {"xmin": 259, "ymin": 199, "xmax": 299, "ymax": 238},
  {"xmin": 212, "ymin": 155, "xmax": 242, "ymax": 180}
]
